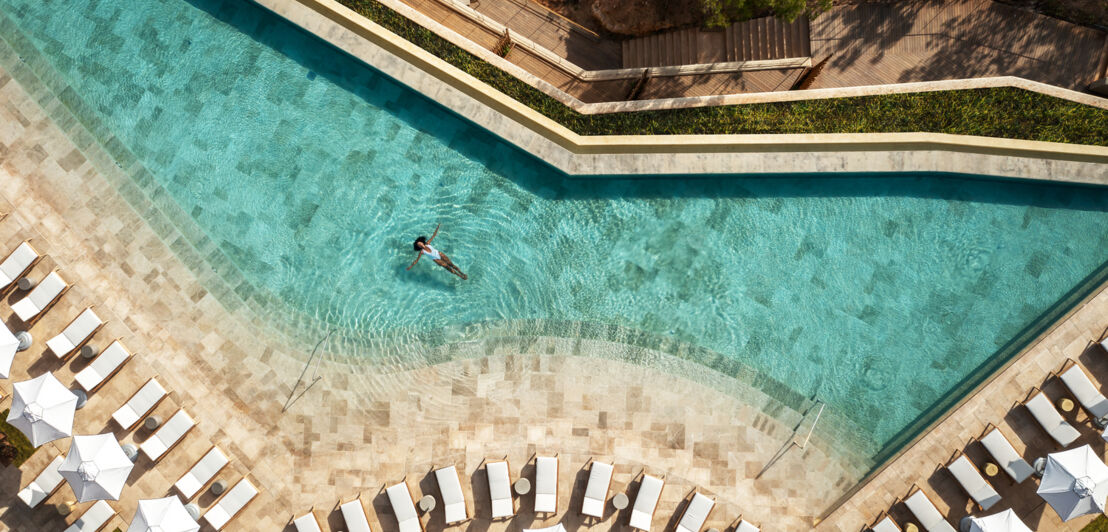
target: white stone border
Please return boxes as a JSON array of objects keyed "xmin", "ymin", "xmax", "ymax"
[{"xmin": 255, "ymin": 0, "xmax": 1108, "ymax": 183}]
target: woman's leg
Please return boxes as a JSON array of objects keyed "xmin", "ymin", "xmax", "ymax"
[
  {"xmin": 434, "ymin": 258, "xmax": 466, "ymax": 279},
  {"xmin": 441, "ymin": 254, "xmax": 467, "ymax": 279}
]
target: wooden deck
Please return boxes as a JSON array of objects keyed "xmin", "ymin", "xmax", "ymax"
[
  {"xmin": 393, "ymin": 0, "xmax": 1107, "ymax": 102},
  {"xmin": 810, "ymin": 0, "xmax": 1108, "ymax": 91},
  {"xmin": 468, "ymin": 0, "xmax": 622, "ymax": 69},
  {"xmin": 622, "ymin": 17, "xmax": 811, "ymax": 68}
]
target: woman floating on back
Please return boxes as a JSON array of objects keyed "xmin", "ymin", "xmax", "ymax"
[{"xmin": 408, "ymin": 223, "xmax": 468, "ymax": 280}]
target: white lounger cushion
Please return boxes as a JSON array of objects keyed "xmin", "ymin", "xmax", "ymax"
[
  {"xmin": 947, "ymin": 455, "xmax": 1001, "ymax": 510},
  {"xmin": 904, "ymin": 490, "xmax": 955, "ymax": 532},
  {"xmin": 140, "ymin": 410, "xmax": 194, "ymax": 461},
  {"xmin": 735, "ymin": 521, "xmax": 759, "ymax": 532},
  {"xmin": 112, "ymin": 378, "xmax": 167, "ymax": 429},
  {"xmin": 75, "ymin": 341, "xmax": 131, "ymax": 392},
  {"xmin": 1026, "ymin": 392, "xmax": 1081, "ymax": 446},
  {"xmin": 47, "ymin": 308, "xmax": 102, "ymax": 358},
  {"xmin": 65, "ymin": 500, "xmax": 115, "ymax": 532},
  {"xmin": 17, "ymin": 455, "xmax": 65, "ymax": 507},
  {"xmin": 871, "ymin": 516, "xmax": 901, "ymax": 532},
  {"xmin": 341, "ymin": 499, "xmax": 372, "ymax": 532},
  {"xmin": 436, "ymin": 465, "xmax": 467, "ymax": 523},
  {"xmin": 534, "ymin": 456, "xmax": 558, "ymax": 513},
  {"xmin": 980, "ymin": 427, "xmax": 1034, "ymax": 483},
  {"xmin": 203, "ymin": 478, "xmax": 258, "ymax": 530},
  {"xmin": 487, "ymin": 461, "xmax": 513, "ymax": 518},
  {"xmin": 12, "ymin": 271, "xmax": 66, "ymax": 322},
  {"xmin": 176, "ymin": 447, "xmax": 230, "ymax": 499},
  {"xmin": 294, "ymin": 513, "xmax": 323, "ymax": 532},
  {"xmin": 629, "ymin": 474, "xmax": 664, "ymax": 531},
  {"xmin": 1061, "ymin": 364, "xmax": 1108, "ymax": 419},
  {"xmin": 676, "ymin": 493, "xmax": 714, "ymax": 532},
  {"xmin": 581, "ymin": 461, "xmax": 613, "ymax": 518},
  {"xmin": 386, "ymin": 482, "xmax": 421, "ymax": 532},
  {"xmin": 0, "ymin": 242, "xmax": 38, "ymax": 288}
]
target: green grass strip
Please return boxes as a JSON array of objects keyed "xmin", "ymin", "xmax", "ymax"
[
  {"xmin": 0, "ymin": 409, "xmax": 37, "ymax": 467},
  {"xmin": 339, "ymin": 0, "xmax": 1108, "ymax": 146}
]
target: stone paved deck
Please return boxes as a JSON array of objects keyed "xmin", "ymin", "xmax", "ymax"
[{"xmin": 0, "ymin": 64, "xmax": 861, "ymax": 531}]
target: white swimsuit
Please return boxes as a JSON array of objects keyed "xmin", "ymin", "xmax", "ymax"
[{"xmin": 422, "ymin": 245, "xmax": 442, "ymax": 260}]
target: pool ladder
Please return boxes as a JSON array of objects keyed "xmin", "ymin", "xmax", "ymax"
[
  {"xmin": 281, "ymin": 329, "xmax": 333, "ymax": 413},
  {"xmin": 754, "ymin": 398, "xmax": 825, "ymax": 479}
]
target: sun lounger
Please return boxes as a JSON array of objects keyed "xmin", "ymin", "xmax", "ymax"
[
  {"xmin": 979, "ymin": 424, "xmax": 1034, "ymax": 483},
  {"xmin": 945, "ymin": 452, "xmax": 1001, "ymax": 510},
  {"xmin": 47, "ymin": 307, "xmax": 104, "ymax": 360},
  {"xmin": 294, "ymin": 509, "xmax": 324, "ymax": 532},
  {"xmin": 64, "ymin": 500, "xmax": 115, "ymax": 532},
  {"xmin": 202, "ymin": 478, "xmax": 258, "ymax": 531},
  {"xmin": 17, "ymin": 455, "xmax": 65, "ymax": 508},
  {"xmin": 74, "ymin": 340, "xmax": 132, "ymax": 393},
  {"xmin": 735, "ymin": 520, "xmax": 759, "ymax": 532},
  {"xmin": 1059, "ymin": 360, "xmax": 1108, "ymax": 420},
  {"xmin": 487, "ymin": 460, "xmax": 514, "ymax": 519},
  {"xmin": 111, "ymin": 377, "xmax": 167, "ymax": 430},
  {"xmin": 386, "ymin": 481, "xmax": 424, "ymax": 532},
  {"xmin": 140, "ymin": 409, "xmax": 195, "ymax": 462},
  {"xmin": 11, "ymin": 270, "xmax": 68, "ymax": 325},
  {"xmin": 629, "ymin": 474, "xmax": 665, "ymax": 531},
  {"xmin": 534, "ymin": 455, "xmax": 558, "ymax": 513},
  {"xmin": 175, "ymin": 446, "xmax": 230, "ymax": 500},
  {"xmin": 435, "ymin": 465, "xmax": 469, "ymax": 524},
  {"xmin": 340, "ymin": 496, "xmax": 372, "ymax": 532},
  {"xmin": 0, "ymin": 241, "xmax": 40, "ymax": 295},
  {"xmin": 903, "ymin": 486, "xmax": 956, "ymax": 532},
  {"xmin": 870, "ymin": 513, "xmax": 902, "ymax": 532},
  {"xmin": 675, "ymin": 492, "xmax": 715, "ymax": 532},
  {"xmin": 1023, "ymin": 388, "xmax": 1081, "ymax": 446},
  {"xmin": 581, "ymin": 460, "xmax": 613, "ymax": 518}
]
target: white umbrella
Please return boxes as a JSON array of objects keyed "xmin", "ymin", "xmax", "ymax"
[
  {"xmin": 0, "ymin": 321, "xmax": 17, "ymax": 379},
  {"xmin": 966, "ymin": 509, "xmax": 1033, "ymax": 532},
  {"xmin": 127, "ymin": 496, "xmax": 200, "ymax": 532},
  {"xmin": 59, "ymin": 434, "xmax": 135, "ymax": 502},
  {"xmin": 6, "ymin": 373, "xmax": 78, "ymax": 447},
  {"xmin": 1037, "ymin": 444, "xmax": 1108, "ymax": 521}
]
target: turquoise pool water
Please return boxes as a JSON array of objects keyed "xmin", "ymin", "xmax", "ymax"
[{"xmin": 3, "ymin": 0, "xmax": 1108, "ymax": 458}]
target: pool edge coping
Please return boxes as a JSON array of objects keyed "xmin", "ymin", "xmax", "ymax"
[{"xmin": 256, "ymin": 0, "xmax": 1108, "ymax": 185}]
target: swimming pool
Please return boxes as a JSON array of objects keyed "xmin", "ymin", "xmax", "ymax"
[{"xmin": 3, "ymin": 0, "xmax": 1108, "ymax": 465}]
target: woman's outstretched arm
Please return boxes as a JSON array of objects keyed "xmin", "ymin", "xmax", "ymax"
[
  {"xmin": 406, "ymin": 253, "xmax": 422, "ymax": 270},
  {"xmin": 427, "ymin": 223, "xmax": 442, "ymax": 243}
]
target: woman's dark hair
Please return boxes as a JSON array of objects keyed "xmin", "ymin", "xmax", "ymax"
[{"xmin": 413, "ymin": 236, "xmax": 427, "ymax": 251}]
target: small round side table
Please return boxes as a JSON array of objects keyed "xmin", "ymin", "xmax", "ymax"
[
  {"xmin": 144, "ymin": 415, "xmax": 163, "ymax": 431},
  {"xmin": 211, "ymin": 480, "xmax": 227, "ymax": 496},
  {"xmin": 612, "ymin": 493, "xmax": 629, "ymax": 510},
  {"xmin": 904, "ymin": 523, "xmax": 919, "ymax": 532},
  {"xmin": 1058, "ymin": 398, "xmax": 1075, "ymax": 413},
  {"xmin": 419, "ymin": 494, "xmax": 436, "ymax": 513},
  {"xmin": 15, "ymin": 331, "xmax": 32, "ymax": 352},
  {"xmin": 513, "ymin": 478, "xmax": 531, "ymax": 495},
  {"xmin": 80, "ymin": 344, "xmax": 97, "ymax": 359},
  {"xmin": 16, "ymin": 277, "xmax": 35, "ymax": 291},
  {"xmin": 71, "ymin": 388, "xmax": 88, "ymax": 410},
  {"xmin": 983, "ymin": 462, "xmax": 999, "ymax": 477}
]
